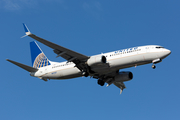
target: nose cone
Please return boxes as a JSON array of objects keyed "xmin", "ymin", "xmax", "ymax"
[
  {"xmin": 162, "ymin": 49, "xmax": 171, "ymax": 59},
  {"xmin": 165, "ymin": 49, "xmax": 171, "ymax": 56}
]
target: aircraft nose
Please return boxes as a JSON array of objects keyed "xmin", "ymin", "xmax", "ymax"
[{"xmin": 164, "ymin": 49, "xmax": 171, "ymax": 56}]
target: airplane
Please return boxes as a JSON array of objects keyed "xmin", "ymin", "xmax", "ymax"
[{"xmin": 6, "ymin": 24, "xmax": 171, "ymax": 94}]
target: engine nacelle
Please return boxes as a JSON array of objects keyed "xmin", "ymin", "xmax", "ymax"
[
  {"xmin": 114, "ymin": 72, "xmax": 133, "ymax": 82},
  {"xmin": 87, "ymin": 55, "xmax": 106, "ymax": 66}
]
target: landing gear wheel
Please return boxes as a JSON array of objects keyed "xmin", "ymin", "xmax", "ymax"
[
  {"xmin": 82, "ymin": 71, "xmax": 89, "ymax": 77},
  {"xmin": 84, "ymin": 72, "xmax": 89, "ymax": 77},
  {"xmin": 152, "ymin": 64, "xmax": 156, "ymax": 69},
  {"xmin": 98, "ymin": 79, "xmax": 105, "ymax": 86}
]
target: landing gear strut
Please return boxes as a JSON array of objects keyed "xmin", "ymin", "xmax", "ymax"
[
  {"xmin": 82, "ymin": 71, "xmax": 89, "ymax": 77},
  {"xmin": 152, "ymin": 58, "xmax": 162, "ymax": 69},
  {"xmin": 98, "ymin": 79, "xmax": 105, "ymax": 86}
]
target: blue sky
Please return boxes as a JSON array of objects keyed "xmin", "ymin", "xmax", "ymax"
[{"xmin": 1, "ymin": 0, "xmax": 180, "ymax": 120}]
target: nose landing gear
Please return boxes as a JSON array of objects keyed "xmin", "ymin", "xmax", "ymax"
[{"xmin": 152, "ymin": 58, "xmax": 162, "ymax": 69}]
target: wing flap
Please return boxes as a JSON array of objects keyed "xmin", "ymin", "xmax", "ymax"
[
  {"xmin": 113, "ymin": 82, "xmax": 126, "ymax": 94},
  {"xmin": 6, "ymin": 59, "xmax": 38, "ymax": 72},
  {"xmin": 113, "ymin": 82, "xmax": 126, "ymax": 89}
]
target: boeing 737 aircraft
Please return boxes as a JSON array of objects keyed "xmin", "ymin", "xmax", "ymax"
[{"xmin": 6, "ymin": 24, "xmax": 171, "ymax": 93}]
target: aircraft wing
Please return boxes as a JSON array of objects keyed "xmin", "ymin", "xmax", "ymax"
[
  {"xmin": 29, "ymin": 34, "xmax": 88, "ymax": 61},
  {"xmin": 22, "ymin": 24, "xmax": 89, "ymax": 72},
  {"xmin": 23, "ymin": 24, "xmax": 89, "ymax": 61}
]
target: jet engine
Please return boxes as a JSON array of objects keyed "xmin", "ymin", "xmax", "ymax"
[
  {"xmin": 114, "ymin": 72, "xmax": 133, "ymax": 82},
  {"xmin": 87, "ymin": 55, "xmax": 106, "ymax": 66}
]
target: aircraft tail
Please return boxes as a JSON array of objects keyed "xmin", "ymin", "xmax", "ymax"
[
  {"xmin": 6, "ymin": 59, "xmax": 38, "ymax": 72},
  {"xmin": 30, "ymin": 41, "xmax": 51, "ymax": 68}
]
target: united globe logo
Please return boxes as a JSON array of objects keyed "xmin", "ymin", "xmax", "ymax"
[{"xmin": 33, "ymin": 53, "xmax": 50, "ymax": 68}]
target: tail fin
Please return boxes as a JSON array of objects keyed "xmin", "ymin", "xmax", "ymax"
[{"xmin": 30, "ymin": 41, "xmax": 51, "ymax": 68}]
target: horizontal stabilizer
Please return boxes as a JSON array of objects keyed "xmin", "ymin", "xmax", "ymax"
[{"xmin": 6, "ymin": 59, "xmax": 38, "ymax": 72}]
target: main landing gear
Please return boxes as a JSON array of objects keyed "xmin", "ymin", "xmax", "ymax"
[
  {"xmin": 82, "ymin": 71, "xmax": 89, "ymax": 77},
  {"xmin": 97, "ymin": 79, "xmax": 105, "ymax": 86}
]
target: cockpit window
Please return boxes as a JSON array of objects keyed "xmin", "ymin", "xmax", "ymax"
[{"xmin": 156, "ymin": 46, "xmax": 164, "ymax": 49}]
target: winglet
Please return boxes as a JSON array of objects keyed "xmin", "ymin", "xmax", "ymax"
[
  {"xmin": 23, "ymin": 23, "xmax": 30, "ymax": 32},
  {"xmin": 21, "ymin": 23, "xmax": 31, "ymax": 38}
]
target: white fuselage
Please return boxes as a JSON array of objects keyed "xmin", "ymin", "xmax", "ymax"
[{"xmin": 31, "ymin": 45, "xmax": 171, "ymax": 80}]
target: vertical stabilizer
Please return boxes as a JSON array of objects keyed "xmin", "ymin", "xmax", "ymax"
[{"xmin": 30, "ymin": 41, "xmax": 51, "ymax": 68}]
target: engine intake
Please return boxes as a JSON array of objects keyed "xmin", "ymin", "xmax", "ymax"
[
  {"xmin": 87, "ymin": 55, "xmax": 106, "ymax": 66},
  {"xmin": 114, "ymin": 72, "xmax": 133, "ymax": 82}
]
